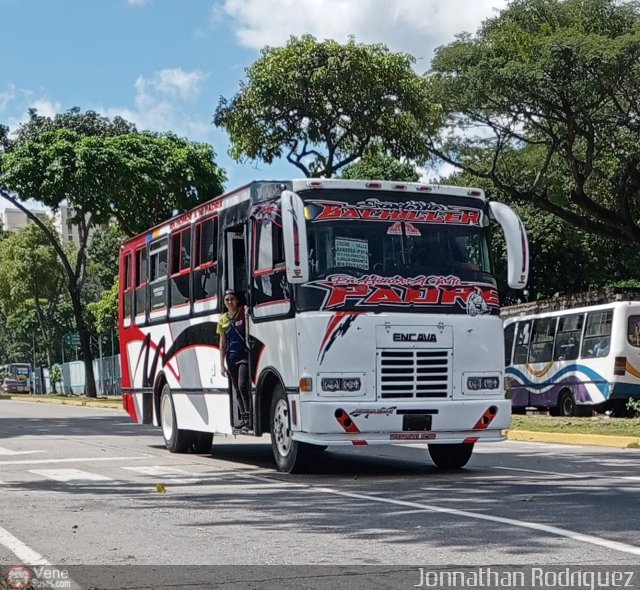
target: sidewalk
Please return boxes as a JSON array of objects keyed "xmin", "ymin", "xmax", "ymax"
[
  {"xmin": 4, "ymin": 394, "xmax": 121, "ymax": 410},
  {"xmin": 4, "ymin": 395, "xmax": 640, "ymax": 449}
]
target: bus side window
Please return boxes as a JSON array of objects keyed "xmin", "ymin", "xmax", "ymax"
[
  {"xmin": 193, "ymin": 217, "xmax": 218, "ymax": 304},
  {"xmin": 512, "ymin": 320, "xmax": 531, "ymax": 364},
  {"xmin": 553, "ymin": 313, "xmax": 583, "ymax": 361},
  {"xmin": 582, "ymin": 310, "xmax": 613, "ymax": 358},
  {"xmin": 251, "ymin": 209, "xmax": 290, "ymax": 319},
  {"xmin": 504, "ymin": 323, "xmax": 515, "ymax": 366},
  {"xmin": 169, "ymin": 227, "xmax": 191, "ymax": 308},
  {"xmin": 122, "ymin": 252, "xmax": 133, "ymax": 322},
  {"xmin": 628, "ymin": 315, "xmax": 640, "ymax": 348},
  {"xmin": 528, "ymin": 318, "xmax": 556, "ymax": 364},
  {"xmin": 134, "ymin": 246, "xmax": 147, "ymax": 321}
]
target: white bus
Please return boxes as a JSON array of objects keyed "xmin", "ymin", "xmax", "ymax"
[
  {"xmin": 503, "ymin": 293, "xmax": 640, "ymax": 416},
  {"xmin": 0, "ymin": 363, "xmax": 32, "ymax": 394},
  {"xmin": 119, "ymin": 179, "xmax": 529, "ymax": 472}
]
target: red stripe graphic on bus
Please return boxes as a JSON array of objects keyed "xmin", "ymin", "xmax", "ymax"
[
  {"xmin": 335, "ymin": 408, "xmax": 368, "ymax": 445},
  {"xmin": 318, "ymin": 313, "xmax": 360, "ymax": 364},
  {"xmin": 473, "ymin": 405, "xmax": 498, "ymax": 430}
]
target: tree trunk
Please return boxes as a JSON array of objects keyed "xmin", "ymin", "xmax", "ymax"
[{"xmin": 70, "ymin": 287, "xmax": 97, "ymax": 398}]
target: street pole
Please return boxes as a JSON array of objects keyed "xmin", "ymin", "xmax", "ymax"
[{"xmin": 98, "ymin": 335, "xmax": 103, "ymax": 397}]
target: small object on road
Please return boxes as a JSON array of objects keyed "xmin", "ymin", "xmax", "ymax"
[{"xmin": 156, "ymin": 483, "xmax": 166, "ymax": 493}]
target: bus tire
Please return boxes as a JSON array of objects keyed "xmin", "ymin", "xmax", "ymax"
[
  {"xmin": 160, "ymin": 384, "xmax": 193, "ymax": 453},
  {"xmin": 428, "ymin": 443, "xmax": 474, "ymax": 469},
  {"xmin": 270, "ymin": 384, "xmax": 308, "ymax": 473},
  {"xmin": 554, "ymin": 390, "xmax": 576, "ymax": 417},
  {"xmin": 191, "ymin": 431, "xmax": 213, "ymax": 454}
]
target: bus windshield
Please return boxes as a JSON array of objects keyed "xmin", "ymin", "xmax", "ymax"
[{"xmin": 307, "ymin": 218, "xmax": 492, "ymax": 281}]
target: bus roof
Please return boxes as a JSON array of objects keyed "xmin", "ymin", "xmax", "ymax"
[
  {"xmin": 120, "ymin": 178, "xmax": 487, "ymax": 249},
  {"xmin": 501, "ymin": 287, "xmax": 640, "ymax": 320}
]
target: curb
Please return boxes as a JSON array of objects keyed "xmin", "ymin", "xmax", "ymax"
[
  {"xmin": 5, "ymin": 395, "xmax": 122, "ymax": 410},
  {"xmin": 507, "ymin": 429, "xmax": 640, "ymax": 449}
]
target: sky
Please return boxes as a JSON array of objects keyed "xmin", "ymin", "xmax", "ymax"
[{"xmin": 1, "ymin": 0, "xmax": 508, "ymax": 211}]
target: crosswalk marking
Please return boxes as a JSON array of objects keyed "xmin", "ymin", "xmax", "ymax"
[
  {"xmin": 122, "ymin": 466, "xmax": 202, "ymax": 484},
  {"xmin": 0, "ymin": 446, "xmax": 45, "ymax": 456},
  {"xmin": 29, "ymin": 468, "xmax": 114, "ymax": 484},
  {"xmin": 0, "ymin": 455, "xmax": 147, "ymax": 466}
]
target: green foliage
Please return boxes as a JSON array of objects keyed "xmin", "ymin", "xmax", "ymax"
[
  {"xmin": 3, "ymin": 112, "xmax": 226, "ymax": 235},
  {"xmin": 88, "ymin": 280, "xmax": 118, "ymax": 335},
  {"xmin": 215, "ymin": 35, "xmax": 439, "ymax": 177},
  {"xmin": 50, "ymin": 363, "xmax": 62, "ymax": 386},
  {"xmin": 428, "ymin": 0, "xmax": 640, "ymax": 247},
  {"xmin": 340, "ymin": 147, "xmax": 420, "ymax": 182},
  {"xmin": 627, "ymin": 398, "xmax": 640, "ymax": 417},
  {"xmin": 0, "ymin": 108, "xmax": 227, "ymax": 396},
  {"xmin": 88, "ymin": 222, "xmax": 126, "ymax": 291}
]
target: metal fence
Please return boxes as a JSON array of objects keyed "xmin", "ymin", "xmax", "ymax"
[{"xmin": 34, "ymin": 354, "xmax": 122, "ymax": 396}]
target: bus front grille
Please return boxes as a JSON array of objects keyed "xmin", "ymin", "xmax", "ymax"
[{"xmin": 377, "ymin": 350, "xmax": 450, "ymax": 399}]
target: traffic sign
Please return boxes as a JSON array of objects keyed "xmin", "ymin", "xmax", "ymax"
[{"xmin": 64, "ymin": 332, "xmax": 81, "ymax": 347}]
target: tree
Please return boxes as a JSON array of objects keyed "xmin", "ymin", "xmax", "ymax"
[
  {"xmin": 215, "ymin": 35, "xmax": 439, "ymax": 177},
  {"xmin": 87, "ymin": 222, "xmax": 126, "ymax": 291},
  {"xmin": 340, "ymin": 146, "xmax": 420, "ymax": 182},
  {"xmin": 0, "ymin": 108, "xmax": 227, "ymax": 396},
  {"xmin": 427, "ymin": 0, "xmax": 640, "ymax": 246},
  {"xmin": 0, "ymin": 222, "xmax": 68, "ymax": 368}
]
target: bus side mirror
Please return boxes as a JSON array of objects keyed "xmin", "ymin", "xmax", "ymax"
[
  {"xmin": 488, "ymin": 201, "xmax": 529, "ymax": 289},
  {"xmin": 281, "ymin": 190, "xmax": 309, "ymax": 284}
]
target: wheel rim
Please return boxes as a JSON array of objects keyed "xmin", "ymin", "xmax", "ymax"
[
  {"xmin": 273, "ymin": 398, "xmax": 292, "ymax": 457},
  {"xmin": 161, "ymin": 393, "xmax": 174, "ymax": 441},
  {"xmin": 562, "ymin": 395, "xmax": 574, "ymax": 416}
]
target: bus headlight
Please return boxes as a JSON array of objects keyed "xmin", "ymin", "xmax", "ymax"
[
  {"xmin": 318, "ymin": 374, "xmax": 365, "ymax": 396},
  {"xmin": 321, "ymin": 378, "xmax": 341, "ymax": 392},
  {"xmin": 463, "ymin": 373, "xmax": 501, "ymax": 394}
]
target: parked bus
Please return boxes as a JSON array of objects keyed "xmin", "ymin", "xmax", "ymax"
[
  {"xmin": 503, "ymin": 291, "xmax": 640, "ymax": 416},
  {"xmin": 119, "ymin": 179, "xmax": 529, "ymax": 472},
  {"xmin": 0, "ymin": 363, "xmax": 32, "ymax": 394}
]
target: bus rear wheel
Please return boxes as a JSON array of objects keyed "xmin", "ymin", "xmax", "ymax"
[
  {"xmin": 270, "ymin": 384, "xmax": 308, "ymax": 473},
  {"xmin": 160, "ymin": 384, "xmax": 194, "ymax": 453},
  {"xmin": 428, "ymin": 443, "xmax": 474, "ymax": 469}
]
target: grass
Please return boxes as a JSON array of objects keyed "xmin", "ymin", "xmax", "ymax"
[{"xmin": 511, "ymin": 414, "xmax": 640, "ymax": 438}]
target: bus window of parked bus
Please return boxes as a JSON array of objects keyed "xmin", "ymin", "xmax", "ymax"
[
  {"xmin": 504, "ymin": 323, "xmax": 515, "ymax": 366},
  {"xmin": 629, "ymin": 316, "xmax": 640, "ymax": 348},
  {"xmin": 553, "ymin": 314, "xmax": 583, "ymax": 361},
  {"xmin": 528, "ymin": 318, "xmax": 557, "ymax": 364},
  {"xmin": 512, "ymin": 320, "xmax": 532, "ymax": 364},
  {"xmin": 194, "ymin": 217, "xmax": 218, "ymax": 304},
  {"xmin": 582, "ymin": 310, "xmax": 613, "ymax": 358},
  {"xmin": 170, "ymin": 227, "xmax": 191, "ymax": 309}
]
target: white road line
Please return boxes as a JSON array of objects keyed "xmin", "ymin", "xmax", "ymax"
[
  {"xmin": 0, "ymin": 446, "xmax": 46, "ymax": 456},
  {"xmin": 0, "ymin": 526, "xmax": 82, "ymax": 589},
  {"xmin": 492, "ymin": 466, "xmax": 640, "ymax": 482},
  {"xmin": 0, "ymin": 524, "xmax": 50, "ymax": 565},
  {"xmin": 30, "ymin": 469, "xmax": 114, "ymax": 484},
  {"xmin": 122, "ymin": 466, "xmax": 201, "ymax": 484},
  {"xmin": 245, "ymin": 473, "xmax": 640, "ymax": 558},
  {"xmin": 0, "ymin": 455, "xmax": 147, "ymax": 466}
]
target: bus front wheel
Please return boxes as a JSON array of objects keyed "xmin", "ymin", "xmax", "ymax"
[
  {"xmin": 428, "ymin": 443, "xmax": 474, "ymax": 469},
  {"xmin": 160, "ymin": 384, "xmax": 194, "ymax": 453},
  {"xmin": 270, "ymin": 384, "xmax": 308, "ymax": 473},
  {"xmin": 551, "ymin": 391, "xmax": 576, "ymax": 417}
]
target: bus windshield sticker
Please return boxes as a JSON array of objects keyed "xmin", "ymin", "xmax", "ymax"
[
  {"xmin": 305, "ymin": 199, "xmax": 483, "ymax": 226},
  {"xmin": 335, "ymin": 237, "xmax": 369, "ymax": 270}
]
